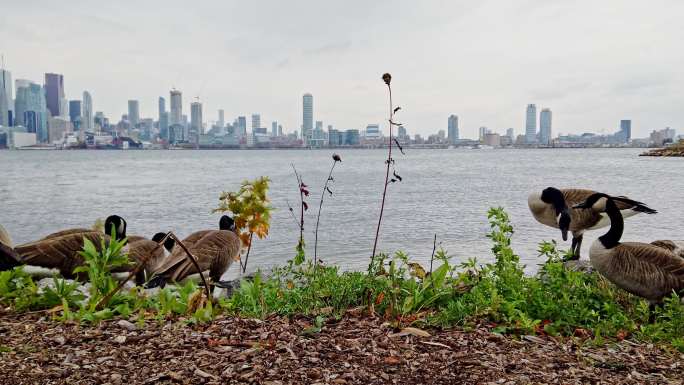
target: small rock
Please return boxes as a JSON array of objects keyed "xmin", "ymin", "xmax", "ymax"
[
  {"xmin": 116, "ymin": 320, "xmax": 137, "ymax": 331},
  {"xmin": 113, "ymin": 335, "xmax": 127, "ymax": 344},
  {"xmin": 54, "ymin": 336, "xmax": 66, "ymax": 345}
]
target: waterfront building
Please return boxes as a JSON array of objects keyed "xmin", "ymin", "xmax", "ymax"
[
  {"xmin": 506, "ymin": 128, "xmax": 514, "ymax": 139},
  {"xmin": 190, "ymin": 101, "xmax": 203, "ymax": 144},
  {"xmin": 128, "ymin": 100, "xmax": 140, "ymax": 127},
  {"xmin": 69, "ymin": 100, "xmax": 82, "ymax": 130},
  {"xmin": 278, "ymin": 124, "xmax": 283, "ymax": 137},
  {"xmin": 237, "ymin": 116, "xmax": 247, "ymax": 136},
  {"xmin": 484, "ymin": 133, "xmax": 501, "ymax": 147},
  {"xmin": 479, "ymin": 126, "xmax": 489, "ymax": 141},
  {"xmin": 47, "ymin": 116, "xmax": 72, "ymax": 143},
  {"xmin": 169, "ymin": 89, "xmax": 182, "ymax": 126},
  {"xmin": 344, "ymin": 129, "xmax": 360, "ymax": 145},
  {"xmin": 619, "ymin": 120, "xmax": 631, "ymax": 142},
  {"xmin": 447, "ymin": 114, "xmax": 459, "ymax": 143},
  {"xmin": 82, "ymin": 91, "xmax": 93, "ymax": 131},
  {"xmin": 45, "ymin": 73, "xmax": 65, "ymax": 117},
  {"xmin": 218, "ymin": 109, "xmax": 225, "ymax": 129},
  {"xmin": 364, "ymin": 124, "xmax": 381, "ymax": 139},
  {"xmin": 0, "ymin": 69, "xmax": 12, "ymax": 126},
  {"xmin": 302, "ymin": 93, "xmax": 313, "ymax": 143},
  {"xmin": 525, "ymin": 104, "xmax": 537, "ymax": 143},
  {"xmin": 328, "ymin": 129, "xmax": 343, "ymax": 146},
  {"xmin": 271, "ymin": 121, "xmax": 277, "ymax": 137},
  {"xmin": 14, "ymin": 81, "xmax": 48, "ymax": 142},
  {"xmin": 251, "ymin": 114, "xmax": 261, "ymax": 133},
  {"xmin": 539, "ymin": 108, "xmax": 552, "ymax": 145}
]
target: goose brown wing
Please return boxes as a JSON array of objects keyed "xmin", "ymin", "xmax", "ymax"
[
  {"xmin": 41, "ymin": 228, "xmax": 94, "ymax": 241},
  {"xmin": 125, "ymin": 239, "xmax": 166, "ymax": 272},
  {"xmin": 569, "ymin": 206, "xmax": 602, "ymax": 231},
  {"xmin": 170, "ymin": 231, "xmax": 240, "ymax": 282},
  {"xmin": 15, "ymin": 231, "xmax": 103, "ymax": 269},
  {"xmin": 611, "ymin": 242, "xmax": 684, "ymax": 299},
  {"xmin": 561, "ymin": 189, "xmax": 596, "ymax": 205}
]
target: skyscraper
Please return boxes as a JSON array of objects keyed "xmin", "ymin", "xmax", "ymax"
[
  {"xmin": 525, "ymin": 104, "xmax": 537, "ymax": 143},
  {"xmin": 479, "ymin": 126, "xmax": 489, "ymax": 141},
  {"xmin": 14, "ymin": 81, "xmax": 47, "ymax": 142},
  {"xmin": 169, "ymin": 89, "xmax": 182, "ymax": 125},
  {"xmin": 237, "ymin": 116, "xmax": 247, "ymax": 136},
  {"xmin": 190, "ymin": 101, "xmax": 203, "ymax": 143},
  {"xmin": 251, "ymin": 114, "xmax": 261, "ymax": 133},
  {"xmin": 506, "ymin": 128, "xmax": 514, "ymax": 139},
  {"xmin": 0, "ymin": 69, "xmax": 12, "ymax": 126},
  {"xmin": 128, "ymin": 100, "xmax": 140, "ymax": 126},
  {"xmin": 271, "ymin": 121, "xmax": 278, "ymax": 137},
  {"xmin": 620, "ymin": 120, "xmax": 631, "ymax": 142},
  {"xmin": 302, "ymin": 93, "xmax": 313, "ymax": 142},
  {"xmin": 45, "ymin": 73, "xmax": 64, "ymax": 117},
  {"xmin": 539, "ymin": 108, "xmax": 552, "ymax": 145},
  {"xmin": 447, "ymin": 114, "xmax": 459, "ymax": 143},
  {"xmin": 69, "ymin": 100, "xmax": 82, "ymax": 130},
  {"xmin": 218, "ymin": 109, "xmax": 225, "ymax": 128},
  {"xmin": 82, "ymin": 91, "xmax": 93, "ymax": 131}
]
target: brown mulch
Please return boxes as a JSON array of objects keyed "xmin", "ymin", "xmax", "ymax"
[{"xmin": 0, "ymin": 311, "xmax": 682, "ymax": 384}]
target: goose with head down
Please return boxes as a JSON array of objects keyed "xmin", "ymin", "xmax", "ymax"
[
  {"xmin": 528, "ymin": 187, "xmax": 656, "ymax": 259},
  {"xmin": 12, "ymin": 215, "xmax": 127, "ymax": 279},
  {"xmin": 574, "ymin": 193, "xmax": 684, "ymax": 317},
  {"xmin": 0, "ymin": 224, "xmax": 21, "ymax": 271},
  {"xmin": 148, "ymin": 215, "xmax": 241, "ymax": 288}
]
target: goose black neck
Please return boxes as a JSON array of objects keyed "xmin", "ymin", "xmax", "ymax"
[{"xmin": 598, "ymin": 198, "xmax": 623, "ymax": 249}]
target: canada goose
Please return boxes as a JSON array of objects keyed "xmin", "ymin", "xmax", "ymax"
[
  {"xmin": 651, "ymin": 240, "xmax": 684, "ymax": 259},
  {"xmin": 13, "ymin": 215, "xmax": 127, "ymax": 279},
  {"xmin": 124, "ymin": 232, "xmax": 176, "ymax": 285},
  {"xmin": 148, "ymin": 215, "xmax": 241, "ymax": 288},
  {"xmin": 0, "ymin": 224, "xmax": 21, "ymax": 271},
  {"xmin": 528, "ymin": 187, "xmax": 656, "ymax": 259},
  {"xmin": 574, "ymin": 194, "xmax": 684, "ymax": 314}
]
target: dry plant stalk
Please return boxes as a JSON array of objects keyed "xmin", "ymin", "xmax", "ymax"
[{"xmin": 96, "ymin": 232, "xmax": 212, "ymax": 310}]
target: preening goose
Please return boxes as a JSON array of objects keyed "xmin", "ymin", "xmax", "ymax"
[
  {"xmin": 574, "ymin": 194, "xmax": 684, "ymax": 311},
  {"xmin": 13, "ymin": 215, "xmax": 127, "ymax": 279},
  {"xmin": 528, "ymin": 187, "xmax": 656, "ymax": 259},
  {"xmin": 148, "ymin": 215, "xmax": 241, "ymax": 288},
  {"xmin": 0, "ymin": 224, "xmax": 21, "ymax": 271}
]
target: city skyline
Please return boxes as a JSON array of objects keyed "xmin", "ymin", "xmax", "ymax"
[{"xmin": 2, "ymin": 1, "xmax": 683, "ymax": 138}]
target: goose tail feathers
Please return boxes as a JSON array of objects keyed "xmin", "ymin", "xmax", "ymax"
[{"xmin": 612, "ymin": 196, "xmax": 657, "ymax": 214}]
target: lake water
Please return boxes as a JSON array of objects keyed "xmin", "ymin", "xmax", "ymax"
[{"xmin": 1, "ymin": 148, "xmax": 682, "ymax": 278}]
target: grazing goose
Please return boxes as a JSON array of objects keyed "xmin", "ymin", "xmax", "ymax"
[
  {"xmin": 651, "ymin": 240, "xmax": 684, "ymax": 259},
  {"xmin": 574, "ymin": 194, "xmax": 684, "ymax": 314},
  {"xmin": 528, "ymin": 187, "xmax": 656, "ymax": 259},
  {"xmin": 0, "ymin": 224, "xmax": 21, "ymax": 271},
  {"xmin": 124, "ymin": 232, "xmax": 176, "ymax": 285},
  {"xmin": 13, "ymin": 215, "xmax": 127, "ymax": 279},
  {"xmin": 148, "ymin": 215, "xmax": 241, "ymax": 288}
]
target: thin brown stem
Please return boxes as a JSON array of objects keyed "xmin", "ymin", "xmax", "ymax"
[
  {"xmin": 429, "ymin": 234, "xmax": 437, "ymax": 276},
  {"xmin": 241, "ymin": 233, "xmax": 254, "ymax": 274},
  {"xmin": 314, "ymin": 161, "xmax": 338, "ymax": 266},
  {"xmin": 370, "ymin": 83, "xmax": 393, "ymax": 265},
  {"xmin": 96, "ymin": 232, "xmax": 212, "ymax": 310}
]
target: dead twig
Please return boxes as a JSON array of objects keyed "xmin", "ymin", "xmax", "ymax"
[{"xmin": 96, "ymin": 232, "xmax": 212, "ymax": 310}]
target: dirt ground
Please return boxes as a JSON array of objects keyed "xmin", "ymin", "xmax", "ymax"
[{"xmin": 0, "ymin": 310, "xmax": 682, "ymax": 384}]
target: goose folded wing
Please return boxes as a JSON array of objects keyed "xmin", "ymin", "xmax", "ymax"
[
  {"xmin": 562, "ymin": 189, "xmax": 596, "ymax": 205},
  {"xmin": 615, "ymin": 243, "xmax": 684, "ymax": 296}
]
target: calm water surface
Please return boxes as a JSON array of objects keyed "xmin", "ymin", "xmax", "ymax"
[{"xmin": 1, "ymin": 148, "xmax": 682, "ymax": 278}]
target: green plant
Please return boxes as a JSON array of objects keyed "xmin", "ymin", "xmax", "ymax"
[{"xmin": 74, "ymin": 234, "xmax": 130, "ymax": 307}]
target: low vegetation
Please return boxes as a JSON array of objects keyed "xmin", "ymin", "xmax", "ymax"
[{"xmin": 1, "ymin": 207, "xmax": 682, "ymax": 352}]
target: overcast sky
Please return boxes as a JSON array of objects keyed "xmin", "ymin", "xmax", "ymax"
[{"xmin": 2, "ymin": 0, "xmax": 682, "ymax": 138}]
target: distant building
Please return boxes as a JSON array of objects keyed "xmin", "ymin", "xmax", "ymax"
[
  {"xmin": 14, "ymin": 81, "xmax": 48, "ymax": 142},
  {"xmin": 484, "ymin": 133, "xmax": 501, "ymax": 147},
  {"xmin": 506, "ymin": 128, "xmax": 514, "ymax": 140},
  {"xmin": 278, "ymin": 124, "xmax": 283, "ymax": 137},
  {"xmin": 190, "ymin": 101, "xmax": 203, "ymax": 144},
  {"xmin": 447, "ymin": 115, "xmax": 459, "ymax": 143},
  {"xmin": 237, "ymin": 116, "xmax": 247, "ymax": 136},
  {"xmin": 251, "ymin": 114, "xmax": 261, "ymax": 133},
  {"xmin": 0, "ymin": 69, "xmax": 12, "ymax": 126},
  {"xmin": 539, "ymin": 108, "xmax": 552, "ymax": 145},
  {"xmin": 217, "ymin": 109, "xmax": 225, "ymax": 129},
  {"xmin": 271, "ymin": 121, "xmax": 278, "ymax": 137},
  {"xmin": 525, "ymin": 104, "xmax": 537, "ymax": 143},
  {"xmin": 478, "ymin": 126, "xmax": 489, "ymax": 141},
  {"xmin": 302, "ymin": 93, "xmax": 313, "ymax": 143},
  {"xmin": 619, "ymin": 120, "xmax": 631, "ymax": 143},
  {"xmin": 45, "ymin": 73, "xmax": 65, "ymax": 117},
  {"xmin": 69, "ymin": 100, "xmax": 82, "ymax": 130},
  {"xmin": 650, "ymin": 127, "xmax": 676, "ymax": 146},
  {"xmin": 365, "ymin": 124, "xmax": 381, "ymax": 139},
  {"xmin": 47, "ymin": 116, "xmax": 72, "ymax": 143},
  {"xmin": 82, "ymin": 91, "xmax": 93, "ymax": 131},
  {"xmin": 397, "ymin": 125, "xmax": 408, "ymax": 140},
  {"xmin": 128, "ymin": 100, "xmax": 140, "ymax": 127},
  {"xmin": 328, "ymin": 129, "xmax": 343, "ymax": 146},
  {"xmin": 344, "ymin": 129, "xmax": 360, "ymax": 145},
  {"xmin": 169, "ymin": 89, "xmax": 182, "ymax": 126}
]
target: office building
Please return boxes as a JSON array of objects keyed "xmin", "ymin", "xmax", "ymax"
[
  {"xmin": 69, "ymin": 100, "xmax": 82, "ymax": 130},
  {"xmin": 82, "ymin": 91, "xmax": 93, "ymax": 131},
  {"xmin": 302, "ymin": 93, "xmax": 313, "ymax": 142},
  {"xmin": 620, "ymin": 119, "xmax": 631, "ymax": 142},
  {"xmin": 128, "ymin": 100, "xmax": 140, "ymax": 126},
  {"xmin": 447, "ymin": 114, "xmax": 459, "ymax": 143},
  {"xmin": 539, "ymin": 108, "xmax": 552, "ymax": 145},
  {"xmin": 14, "ymin": 81, "xmax": 48, "ymax": 142},
  {"xmin": 45, "ymin": 73, "xmax": 65, "ymax": 117},
  {"xmin": 525, "ymin": 104, "xmax": 537, "ymax": 143},
  {"xmin": 0, "ymin": 69, "xmax": 12, "ymax": 126}
]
